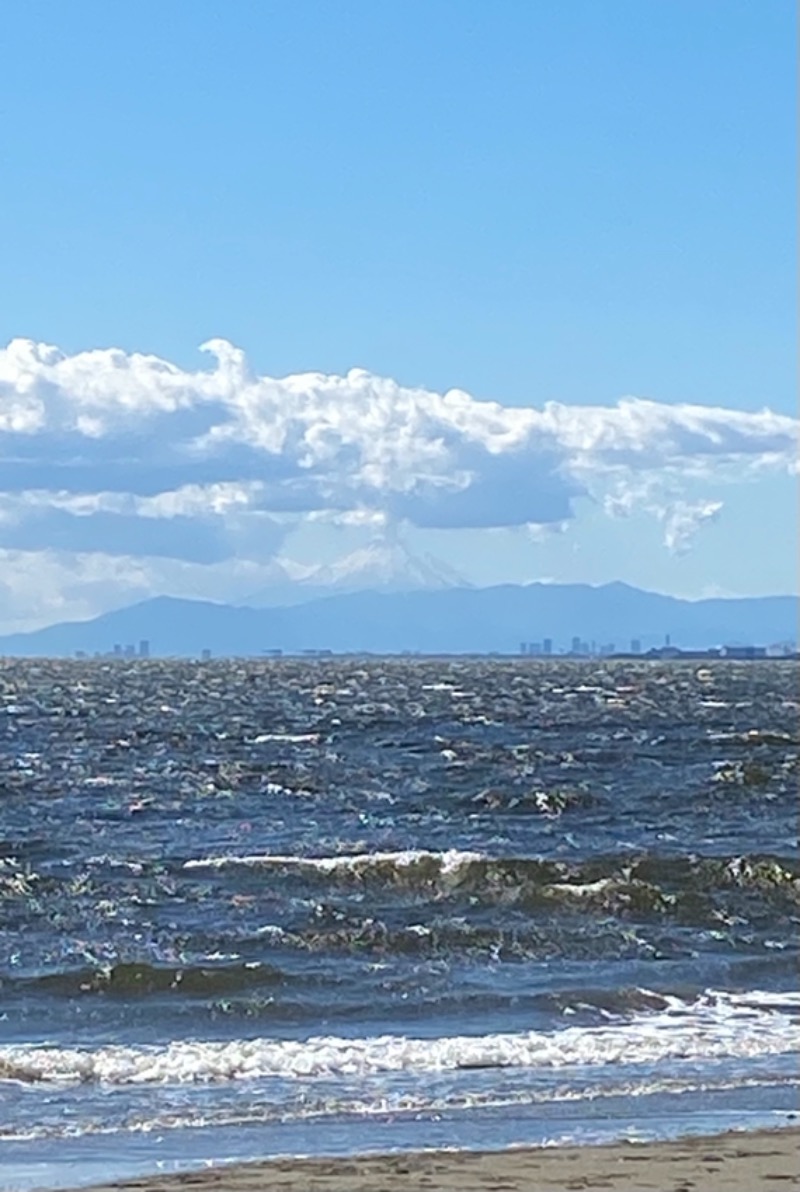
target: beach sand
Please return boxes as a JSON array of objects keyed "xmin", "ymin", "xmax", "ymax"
[{"xmin": 70, "ymin": 1126, "xmax": 799, "ymax": 1191}]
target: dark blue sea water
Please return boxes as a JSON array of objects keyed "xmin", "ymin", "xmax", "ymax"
[{"xmin": 0, "ymin": 658, "xmax": 797, "ymax": 1189}]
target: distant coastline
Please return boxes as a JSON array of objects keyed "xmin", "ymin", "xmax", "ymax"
[
  {"xmin": 0, "ymin": 581, "xmax": 796, "ymax": 659},
  {"xmin": 24, "ymin": 647, "xmax": 800, "ymax": 662}
]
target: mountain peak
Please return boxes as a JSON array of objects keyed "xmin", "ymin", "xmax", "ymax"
[
  {"xmin": 304, "ymin": 540, "xmax": 469, "ymax": 593},
  {"xmin": 246, "ymin": 540, "xmax": 468, "ymax": 607}
]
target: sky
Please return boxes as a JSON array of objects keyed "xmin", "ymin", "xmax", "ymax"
[{"xmin": 0, "ymin": 0, "xmax": 796, "ymax": 632}]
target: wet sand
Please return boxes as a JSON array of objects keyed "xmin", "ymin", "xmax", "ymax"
[{"xmin": 73, "ymin": 1127, "xmax": 799, "ymax": 1191}]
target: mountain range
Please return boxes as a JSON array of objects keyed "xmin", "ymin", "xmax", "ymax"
[{"xmin": 0, "ymin": 582, "xmax": 795, "ymax": 658}]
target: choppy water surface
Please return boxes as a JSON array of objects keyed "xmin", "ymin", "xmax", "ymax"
[{"xmin": 0, "ymin": 658, "xmax": 797, "ymax": 1188}]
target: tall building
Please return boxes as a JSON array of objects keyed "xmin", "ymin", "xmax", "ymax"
[
  {"xmin": 543, "ymin": 638, "xmax": 552, "ymax": 655},
  {"xmin": 139, "ymin": 639, "xmax": 150, "ymax": 659}
]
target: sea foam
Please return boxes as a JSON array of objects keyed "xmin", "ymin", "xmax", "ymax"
[{"xmin": 1, "ymin": 990, "xmax": 797, "ymax": 1086}]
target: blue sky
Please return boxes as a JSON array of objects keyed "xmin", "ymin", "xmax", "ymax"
[{"xmin": 0, "ymin": 1, "xmax": 796, "ymax": 629}]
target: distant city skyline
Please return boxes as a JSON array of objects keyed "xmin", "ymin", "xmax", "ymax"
[
  {"xmin": 1, "ymin": 582, "xmax": 794, "ymax": 660},
  {"xmin": 0, "ymin": 2, "xmax": 795, "ymax": 634}
]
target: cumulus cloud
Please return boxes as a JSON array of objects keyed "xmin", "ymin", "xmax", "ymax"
[
  {"xmin": 1, "ymin": 336, "xmax": 795, "ymax": 522},
  {"xmin": 0, "ymin": 336, "xmax": 796, "ymax": 626}
]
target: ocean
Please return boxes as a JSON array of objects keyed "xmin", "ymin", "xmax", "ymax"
[{"xmin": 0, "ymin": 657, "xmax": 797, "ymax": 1189}]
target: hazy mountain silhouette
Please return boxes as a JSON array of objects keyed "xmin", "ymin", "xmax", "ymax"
[{"xmin": 0, "ymin": 582, "xmax": 795, "ymax": 657}]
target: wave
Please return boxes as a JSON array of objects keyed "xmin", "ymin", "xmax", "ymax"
[
  {"xmin": 3, "ymin": 1071, "xmax": 798, "ymax": 1141},
  {"xmin": 1, "ymin": 990, "xmax": 797, "ymax": 1085},
  {"xmin": 182, "ymin": 848, "xmax": 800, "ymax": 888},
  {"xmin": 286, "ymin": 915, "xmax": 661, "ymax": 961},
  {"xmin": 183, "ymin": 848, "xmax": 484, "ymax": 879},
  {"xmin": 10, "ymin": 961, "xmax": 285, "ymax": 999},
  {"xmin": 181, "ymin": 848, "xmax": 800, "ymax": 917}
]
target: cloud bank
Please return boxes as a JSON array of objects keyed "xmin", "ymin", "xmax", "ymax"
[{"xmin": 0, "ymin": 337, "xmax": 796, "ymax": 628}]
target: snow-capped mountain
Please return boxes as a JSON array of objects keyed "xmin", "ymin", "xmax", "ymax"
[
  {"xmin": 297, "ymin": 541, "xmax": 468, "ymax": 592},
  {"xmin": 246, "ymin": 540, "xmax": 468, "ymax": 607}
]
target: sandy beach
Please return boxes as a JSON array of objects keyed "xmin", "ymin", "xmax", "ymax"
[{"xmin": 66, "ymin": 1127, "xmax": 800, "ymax": 1192}]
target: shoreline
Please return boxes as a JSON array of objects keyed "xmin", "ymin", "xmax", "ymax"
[{"xmin": 59, "ymin": 1126, "xmax": 800, "ymax": 1192}]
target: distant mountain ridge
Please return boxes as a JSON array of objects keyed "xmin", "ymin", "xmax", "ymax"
[{"xmin": 0, "ymin": 582, "xmax": 795, "ymax": 657}]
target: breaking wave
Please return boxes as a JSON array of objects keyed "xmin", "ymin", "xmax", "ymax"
[
  {"xmin": 1, "ymin": 990, "xmax": 797, "ymax": 1086},
  {"xmin": 181, "ymin": 848, "xmax": 800, "ymax": 915},
  {"xmin": 183, "ymin": 848, "xmax": 484, "ymax": 879}
]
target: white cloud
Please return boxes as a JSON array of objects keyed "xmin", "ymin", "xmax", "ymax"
[
  {"xmin": 0, "ymin": 481, "xmax": 263, "ymax": 520},
  {"xmin": 659, "ymin": 499, "xmax": 724, "ymax": 555},
  {"xmin": 0, "ymin": 336, "xmax": 796, "ymax": 627},
  {"xmin": 601, "ymin": 477, "xmax": 727, "ymax": 555},
  {"xmin": 0, "ymin": 548, "xmax": 298, "ymax": 635},
  {"xmin": 1, "ymin": 338, "xmax": 795, "ymax": 519}
]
